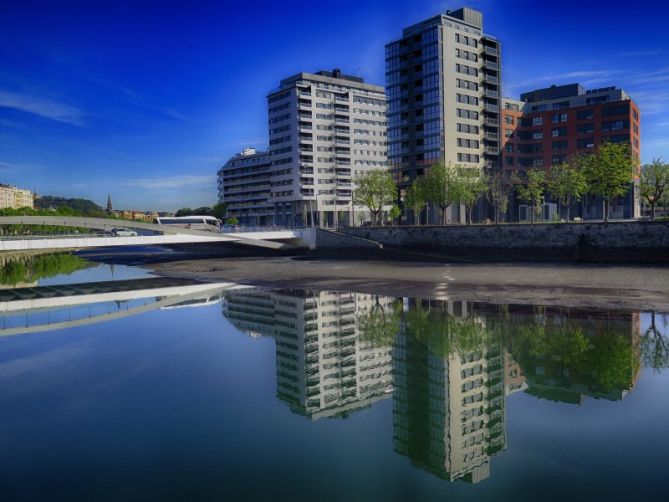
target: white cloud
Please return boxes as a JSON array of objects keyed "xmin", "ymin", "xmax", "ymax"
[{"xmin": 0, "ymin": 90, "xmax": 85, "ymax": 126}]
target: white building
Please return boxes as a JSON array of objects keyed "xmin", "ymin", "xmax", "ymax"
[
  {"xmin": 266, "ymin": 69, "xmax": 388, "ymax": 227},
  {"xmin": 0, "ymin": 183, "xmax": 34, "ymax": 209}
]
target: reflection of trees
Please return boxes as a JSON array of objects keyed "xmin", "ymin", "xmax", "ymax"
[
  {"xmin": 641, "ymin": 312, "xmax": 669, "ymax": 371},
  {"xmin": 0, "ymin": 253, "xmax": 92, "ymax": 286},
  {"xmin": 356, "ymin": 297, "xmax": 402, "ymax": 347}
]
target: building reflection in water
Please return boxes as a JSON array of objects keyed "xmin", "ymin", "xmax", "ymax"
[{"xmin": 222, "ymin": 289, "xmax": 645, "ymax": 484}]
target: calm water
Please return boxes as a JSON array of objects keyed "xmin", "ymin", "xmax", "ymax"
[{"xmin": 0, "ymin": 254, "xmax": 668, "ymax": 501}]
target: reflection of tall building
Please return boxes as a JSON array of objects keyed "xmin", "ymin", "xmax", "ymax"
[
  {"xmin": 222, "ymin": 289, "xmax": 396, "ymax": 420},
  {"xmin": 393, "ymin": 300, "xmax": 505, "ymax": 484}
]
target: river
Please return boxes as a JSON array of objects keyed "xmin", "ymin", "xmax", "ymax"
[{"xmin": 0, "ymin": 252, "xmax": 667, "ymax": 500}]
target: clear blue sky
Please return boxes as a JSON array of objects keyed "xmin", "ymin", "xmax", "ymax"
[{"xmin": 1, "ymin": 0, "xmax": 667, "ymax": 211}]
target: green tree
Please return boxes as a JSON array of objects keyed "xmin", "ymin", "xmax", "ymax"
[
  {"xmin": 225, "ymin": 216, "xmax": 239, "ymax": 225},
  {"xmin": 388, "ymin": 204, "xmax": 401, "ymax": 226},
  {"xmin": 486, "ymin": 171, "xmax": 515, "ymax": 224},
  {"xmin": 579, "ymin": 141, "xmax": 636, "ymax": 222},
  {"xmin": 404, "ymin": 177, "xmax": 427, "ymax": 226},
  {"xmin": 424, "ymin": 163, "xmax": 458, "ymax": 225},
  {"xmin": 452, "ymin": 166, "xmax": 487, "ymax": 225},
  {"xmin": 353, "ymin": 169, "xmax": 397, "ymax": 226},
  {"xmin": 516, "ymin": 169, "xmax": 546, "ymax": 224},
  {"xmin": 357, "ymin": 298, "xmax": 403, "ymax": 347},
  {"xmin": 639, "ymin": 159, "xmax": 669, "ymax": 220},
  {"xmin": 547, "ymin": 162, "xmax": 588, "ymax": 221},
  {"xmin": 211, "ymin": 202, "xmax": 227, "ymax": 221}
]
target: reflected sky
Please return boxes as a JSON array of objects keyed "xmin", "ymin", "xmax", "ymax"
[{"xmin": 0, "ymin": 266, "xmax": 667, "ymax": 500}]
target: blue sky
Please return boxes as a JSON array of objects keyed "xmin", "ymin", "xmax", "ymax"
[{"xmin": 1, "ymin": 0, "xmax": 668, "ymax": 211}]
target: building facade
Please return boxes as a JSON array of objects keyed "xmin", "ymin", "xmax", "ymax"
[
  {"xmin": 0, "ymin": 184, "xmax": 34, "ymax": 209},
  {"xmin": 501, "ymin": 84, "xmax": 641, "ymax": 220},
  {"xmin": 385, "ymin": 8, "xmax": 501, "ymax": 223},
  {"xmin": 217, "ymin": 147, "xmax": 273, "ymax": 226},
  {"xmin": 266, "ymin": 70, "xmax": 388, "ymax": 227}
]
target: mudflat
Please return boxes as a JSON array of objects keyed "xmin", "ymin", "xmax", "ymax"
[{"xmin": 150, "ymin": 256, "xmax": 669, "ymax": 311}]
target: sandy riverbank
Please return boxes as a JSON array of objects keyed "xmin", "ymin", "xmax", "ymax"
[{"xmin": 148, "ymin": 256, "xmax": 669, "ymax": 311}]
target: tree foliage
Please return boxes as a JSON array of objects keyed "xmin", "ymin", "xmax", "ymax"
[
  {"xmin": 486, "ymin": 171, "xmax": 515, "ymax": 224},
  {"xmin": 353, "ymin": 169, "xmax": 397, "ymax": 226},
  {"xmin": 579, "ymin": 141, "xmax": 635, "ymax": 222},
  {"xmin": 405, "ymin": 177, "xmax": 427, "ymax": 226},
  {"xmin": 516, "ymin": 169, "xmax": 546, "ymax": 224},
  {"xmin": 423, "ymin": 163, "xmax": 458, "ymax": 224},
  {"xmin": 451, "ymin": 166, "xmax": 487, "ymax": 225},
  {"xmin": 34, "ymin": 196, "xmax": 105, "ymax": 216},
  {"xmin": 547, "ymin": 162, "xmax": 587, "ymax": 221},
  {"xmin": 639, "ymin": 158, "xmax": 669, "ymax": 220}
]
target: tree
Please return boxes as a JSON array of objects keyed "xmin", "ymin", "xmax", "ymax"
[
  {"xmin": 639, "ymin": 159, "xmax": 669, "ymax": 220},
  {"xmin": 225, "ymin": 216, "xmax": 239, "ymax": 225},
  {"xmin": 516, "ymin": 169, "xmax": 546, "ymax": 224},
  {"xmin": 547, "ymin": 162, "xmax": 587, "ymax": 221},
  {"xmin": 211, "ymin": 202, "xmax": 227, "ymax": 221},
  {"xmin": 424, "ymin": 163, "xmax": 458, "ymax": 225},
  {"xmin": 388, "ymin": 204, "xmax": 401, "ymax": 226},
  {"xmin": 452, "ymin": 166, "xmax": 487, "ymax": 225},
  {"xmin": 579, "ymin": 141, "xmax": 636, "ymax": 222},
  {"xmin": 353, "ymin": 169, "xmax": 396, "ymax": 226},
  {"xmin": 405, "ymin": 177, "xmax": 427, "ymax": 226},
  {"xmin": 486, "ymin": 171, "xmax": 515, "ymax": 224}
]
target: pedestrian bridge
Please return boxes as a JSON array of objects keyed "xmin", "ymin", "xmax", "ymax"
[
  {"xmin": 0, "ymin": 216, "xmax": 315, "ymax": 252},
  {"xmin": 0, "ymin": 277, "xmax": 251, "ymax": 337}
]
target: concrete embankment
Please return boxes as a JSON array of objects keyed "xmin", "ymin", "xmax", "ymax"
[{"xmin": 314, "ymin": 221, "xmax": 669, "ymax": 264}]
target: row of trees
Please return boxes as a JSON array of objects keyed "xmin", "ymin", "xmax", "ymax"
[{"xmin": 352, "ymin": 142, "xmax": 669, "ymax": 225}]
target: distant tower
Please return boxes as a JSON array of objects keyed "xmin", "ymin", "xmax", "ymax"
[{"xmin": 106, "ymin": 194, "xmax": 113, "ymax": 214}]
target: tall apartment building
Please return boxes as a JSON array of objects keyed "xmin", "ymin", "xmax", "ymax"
[
  {"xmin": 266, "ymin": 70, "xmax": 388, "ymax": 227},
  {"xmin": 222, "ymin": 288, "xmax": 395, "ymax": 420},
  {"xmin": 217, "ymin": 148, "xmax": 273, "ymax": 226},
  {"xmin": 0, "ymin": 183, "xmax": 34, "ymax": 209},
  {"xmin": 501, "ymin": 84, "xmax": 641, "ymax": 220},
  {"xmin": 385, "ymin": 8, "xmax": 501, "ymax": 223}
]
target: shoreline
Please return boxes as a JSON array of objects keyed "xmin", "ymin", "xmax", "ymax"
[{"xmin": 143, "ymin": 255, "xmax": 669, "ymax": 311}]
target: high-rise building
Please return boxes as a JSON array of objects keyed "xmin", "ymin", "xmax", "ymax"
[
  {"xmin": 217, "ymin": 147, "xmax": 274, "ymax": 226},
  {"xmin": 0, "ymin": 183, "xmax": 33, "ymax": 209},
  {"xmin": 501, "ymin": 84, "xmax": 641, "ymax": 220},
  {"xmin": 266, "ymin": 69, "xmax": 388, "ymax": 227},
  {"xmin": 385, "ymin": 8, "xmax": 501, "ymax": 223}
]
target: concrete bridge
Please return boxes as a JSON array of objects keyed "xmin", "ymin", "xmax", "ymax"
[
  {"xmin": 0, "ymin": 277, "xmax": 251, "ymax": 337},
  {"xmin": 0, "ymin": 216, "xmax": 315, "ymax": 252}
]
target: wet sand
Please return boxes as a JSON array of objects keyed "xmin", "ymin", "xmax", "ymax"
[{"xmin": 149, "ymin": 256, "xmax": 669, "ymax": 311}]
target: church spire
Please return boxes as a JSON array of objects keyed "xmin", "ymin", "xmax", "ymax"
[{"xmin": 106, "ymin": 194, "xmax": 113, "ymax": 214}]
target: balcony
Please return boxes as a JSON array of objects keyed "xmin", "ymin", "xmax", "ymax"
[
  {"xmin": 485, "ymin": 104, "xmax": 500, "ymax": 113},
  {"xmin": 484, "ymin": 89, "xmax": 499, "ymax": 98},
  {"xmin": 483, "ymin": 46, "xmax": 499, "ymax": 56},
  {"xmin": 485, "ymin": 76, "xmax": 499, "ymax": 84},
  {"xmin": 485, "ymin": 146, "xmax": 499, "ymax": 154},
  {"xmin": 484, "ymin": 117, "xmax": 499, "ymax": 126},
  {"xmin": 485, "ymin": 61, "xmax": 499, "ymax": 71},
  {"xmin": 484, "ymin": 131, "xmax": 499, "ymax": 140}
]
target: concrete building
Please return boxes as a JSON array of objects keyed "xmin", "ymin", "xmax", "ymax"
[
  {"xmin": 266, "ymin": 69, "xmax": 388, "ymax": 227},
  {"xmin": 385, "ymin": 7, "xmax": 501, "ymax": 223},
  {"xmin": 0, "ymin": 184, "xmax": 34, "ymax": 210},
  {"xmin": 217, "ymin": 148, "xmax": 273, "ymax": 226},
  {"xmin": 501, "ymin": 84, "xmax": 641, "ymax": 220},
  {"xmin": 222, "ymin": 289, "xmax": 395, "ymax": 420}
]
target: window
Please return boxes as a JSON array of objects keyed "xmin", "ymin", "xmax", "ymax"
[
  {"xmin": 552, "ymin": 140, "xmax": 568, "ymax": 151},
  {"xmin": 577, "ymin": 109, "xmax": 594, "ymax": 120},
  {"xmin": 457, "ymin": 123, "xmax": 479, "ymax": 134},
  {"xmin": 505, "ymin": 156, "xmax": 514, "ymax": 165},
  {"xmin": 602, "ymin": 105, "xmax": 628, "ymax": 117},
  {"xmin": 532, "ymin": 130, "xmax": 543, "ymax": 140},
  {"xmin": 552, "ymin": 155, "xmax": 567, "ymax": 165},
  {"xmin": 552, "ymin": 127, "xmax": 567, "ymax": 137},
  {"xmin": 505, "ymin": 116, "xmax": 514, "ymax": 125},
  {"xmin": 552, "ymin": 113, "xmax": 568, "ymax": 123},
  {"xmin": 457, "ymin": 153, "xmax": 480, "ymax": 163},
  {"xmin": 577, "ymin": 138, "xmax": 595, "ymax": 149},
  {"xmin": 577, "ymin": 123, "xmax": 594, "ymax": 134},
  {"xmin": 505, "ymin": 143, "xmax": 514, "ymax": 153},
  {"xmin": 457, "ymin": 93, "xmax": 479, "ymax": 105},
  {"xmin": 532, "ymin": 116, "xmax": 543, "ymax": 126},
  {"xmin": 457, "ymin": 138, "xmax": 480, "ymax": 148},
  {"xmin": 602, "ymin": 119, "xmax": 629, "ymax": 132}
]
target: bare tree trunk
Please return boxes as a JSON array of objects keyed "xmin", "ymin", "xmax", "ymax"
[
  {"xmin": 652, "ymin": 204, "xmax": 656, "ymax": 221},
  {"xmin": 604, "ymin": 199, "xmax": 609, "ymax": 223},
  {"xmin": 441, "ymin": 207, "xmax": 447, "ymax": 226}
]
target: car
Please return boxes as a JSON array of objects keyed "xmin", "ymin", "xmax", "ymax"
[{"xmin": 110, "ymin": 228, "xmax": 138, "ymax": 237}]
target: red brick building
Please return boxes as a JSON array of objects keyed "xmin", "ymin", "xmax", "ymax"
[{"xmin": 500, "ymin": 84, "xmax": 640, "ymax": 220}]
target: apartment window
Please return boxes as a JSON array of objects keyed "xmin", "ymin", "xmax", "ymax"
[
  {"xmin": 520, "ymin": 118, "xmax": 533, "ymax": 127},
  {"xmin": 552, "ymin": 127, "xmax": 567, "ymax": 137},
  {"xmin": 457, "ymin": 108, "xmax": 479, "ymax": 120},
  {"xmin": 505, "ymin": 143, "xmax": 514, "ymax": 153},
  {"xmin": 532, "ymin": 158, "xmax": 543, "ymax": 167},
  {"xmin": 577, "ymin": 109, "xmax": 594, "ymax": 120},
  {"xmin": 602, "ymin": 119, "xmax": 629, "ymax": 132},
  {"xmin": 457, "ymin": 93, "xmax": 479, "ymax": 105},
  {"xmin": 504, "ymin": 129, "xmax": 513, "ymax": 138},
  {"xmin": 552, "ymin": 113, "xmax": 568, "ymax": 123},
  {"xmin": 552, "ymin": 155, "xmax": 567, "ymax": 165},
  {"xmin": 505, "ymin": 116, "xmax": 514, "ymax": 125},
  {"xmin": 577, "ymin": 123, "xmax": 594, "ymax": 134},
  {"xmin": 457, "ymin": 123, "xmax": 479, "ymax": 134},
  {"xmin": 552, "ymin": 140, "xmax": 568, "ymax": 151},
  {"xmin": 456, "ymin": 63, "xmax": 478, "ymax": 77},
  {"xmin": 457, "ymin": 153, "xmax": 480, "ymax": 163},
  {"xmin": 577, "ymin": 138, "xmax": 595, "ymax": 149},
  {"xmin": 552, "ymin": 101, "xmax": 569, "ymax": 109},
  {"xmin": 456, "ymin": 78, "xmax": 479, "ymax": 91},
  {"xmin": 505, "ymin": 156, "xmax": 514, "ymax": 165},
  {"xmin": 532, "ymin": 130, "xmax": 543, "ymax": 140},
  {"xmin": 532, "ymin": 116, "xmax": 543, "ymax": 126},
  {"xmin": 457, "ymin": 138, "xmax": 480, "ymax": 148},
  {"xmin": 602, "ymin": 105, "xmax": 628, "ymax": 117}
]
